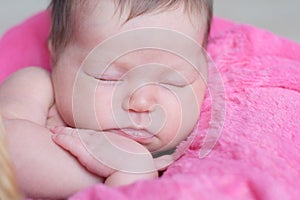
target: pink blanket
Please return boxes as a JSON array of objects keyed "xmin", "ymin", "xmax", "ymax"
[{"xmin": 1, "ymin": 11, "xmax": 300, "ymax": 199}]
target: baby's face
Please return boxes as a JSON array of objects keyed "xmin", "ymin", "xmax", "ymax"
[{"xmin": 52, "ymin": 1, "xmax": 207, "ymax": 153}]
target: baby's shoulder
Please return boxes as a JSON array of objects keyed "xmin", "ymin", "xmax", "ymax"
[
  {"xmin": 10, "ymin": 66, "xmax": 51, "ymax": 81},
  {"xmin": 0, "ymin": 66, "xmax": 54, "ymax": 105},
  {"xmin": 4, "ymin": 66, "xmax": 52, "ymax": 91},
  {"xmin": 0, "ymin": 67, "xmax": 54, "ymax": 121}
]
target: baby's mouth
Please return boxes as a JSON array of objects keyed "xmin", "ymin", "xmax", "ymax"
[{"xmin": 109, "ymin": 128, "xmax": 154, "ymax": 143}]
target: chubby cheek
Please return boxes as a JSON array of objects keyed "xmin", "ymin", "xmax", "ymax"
[
  {"xmin": 52, "ymin": 67, "xmax": 78, "ymax": 127},
  {"xmin": 156, "ymin": 80, "xmax": 205, "ymax": 150},
  {"xmin": 93, "ymin": 86, "xmax": 116, "ymax": 130},
  {"xmin": 157, "ymin": 100, "xmax": 182, "ymax": 147},
  {"xmin": 53, "ymin": 67, "xmax": 112, "ymax": 130}
]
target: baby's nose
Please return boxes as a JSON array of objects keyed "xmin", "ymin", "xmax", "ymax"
[
  {"xmin": 123, "ymin": 84, "xmax": 157, "ymax": 113},
  {"xmin": 122, "ymin": 85, "xmax": 158, "ymax": 128}
]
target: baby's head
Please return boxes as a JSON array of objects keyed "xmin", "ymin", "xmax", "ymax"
[
  {"xmin": 49, "ymin": 0, "xmax": 213, "ymax": 153},
  {"xmin": 49, "ymin": 0, "xmax": 213, "ymax": 56}
]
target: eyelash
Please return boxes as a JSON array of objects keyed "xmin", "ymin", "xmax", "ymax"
[
  {"xmin": 95, "ymin": 77, "xmax": 121, "ymax": 84},
  {"xmin": 160, "ymin": 82, "xmax": 187, "ymax": 88},
  {"xmin": 94, "ymin": 77, "xmax": 189, "ymax": 87}
]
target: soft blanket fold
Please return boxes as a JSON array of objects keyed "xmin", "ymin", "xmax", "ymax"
[{"xmin": 0, "ymin": 11, "xmax": 299, "ymax": 200}]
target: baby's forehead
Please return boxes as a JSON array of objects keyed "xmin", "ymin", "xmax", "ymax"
[
  {"xmin": 76, "ymin": 0, "xmax": 206, "ymax": 32},
  {"xmin": 73, "ymin": 2, "xmax": 206, "ymax": 52}
]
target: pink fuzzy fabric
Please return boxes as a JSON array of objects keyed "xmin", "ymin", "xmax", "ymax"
[
  {"xmin": 0, "ymin": 12, "xmax": 51, "ymax": 83},
  {"xmin": 1, "ymin": 11, "xmax": 300, "ymax": 199}
]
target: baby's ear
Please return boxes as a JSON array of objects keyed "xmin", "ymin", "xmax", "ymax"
[{"xmin": 48, "ymin": 39, "xmax": 56, "ymax": 63}]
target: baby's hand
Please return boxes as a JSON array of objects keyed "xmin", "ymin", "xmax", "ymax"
[
  {"xmin": 46, "ymin": 104, "xmax": 66, "ymax": 128},
  {"xmin": 51, "ymin": 127, "xmax": 157, "ymax": 179},
  {"xmin": 154, "ymin": 154, "xmax": 174, "ymax": 171}
]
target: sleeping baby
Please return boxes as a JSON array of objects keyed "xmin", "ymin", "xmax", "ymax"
[{"xmin": 0, "ymin": 0, "xmax": 213, "ymax": 199}]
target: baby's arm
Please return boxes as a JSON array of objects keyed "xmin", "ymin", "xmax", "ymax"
[{"xmin": 0, "ymin": 67, "xmax": 101, "ymax": 199}]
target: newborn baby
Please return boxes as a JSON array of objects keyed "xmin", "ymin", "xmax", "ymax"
[{"xmin": 0, "ymin": 0, "xmax": 212, "ymax": 199}]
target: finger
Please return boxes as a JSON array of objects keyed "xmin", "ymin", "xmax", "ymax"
[
  {"xmin": 78, "ymin": 132, "xmax": 156, "ymax": 174},
  {"xmin": 52, "ymin": 131, "xmax": 84, "ymax": 153},
  {"xmin": 154, "ymin": 154, "xmax": 174, "ymax": 171},
  {"xmin": 50, "ymin": 126, "xmax": 77, "ymax": 136},
  {"xmin": 51, "ymin": 129, "xmax": 115, "ymax": 176},
  {"xmin": 46, "ymin": 106, "xmax": 67, "ymax": 128}
]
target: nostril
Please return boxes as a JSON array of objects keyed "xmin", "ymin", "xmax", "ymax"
[
  {"xmin": 126, "ymin": 92, "xmax": 155, "ymax": 113},
  {"xmin": 128, "ymin": 108, "xmax": 150, "ymax": 113}
]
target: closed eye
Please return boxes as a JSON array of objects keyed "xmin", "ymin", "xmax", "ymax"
[
  {"xmin": 160, "ymin": 76, "xmax": 193, "ymax": 88},
  {"xmin": 94, "ymin": 77, "xmax": 122, "ymax": 85},
  {"xmin": 160, "ymin": 80, "xmax": 188, "ymax": 88}
]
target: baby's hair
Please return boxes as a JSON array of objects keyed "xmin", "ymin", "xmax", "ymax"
[
  {"xmin": 49, "ymin": 0, "xmax": 213, "ymax": 56},
  {"xmin": 0, "ymin": 115, "xmax": 21, "ymax": 200}
]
